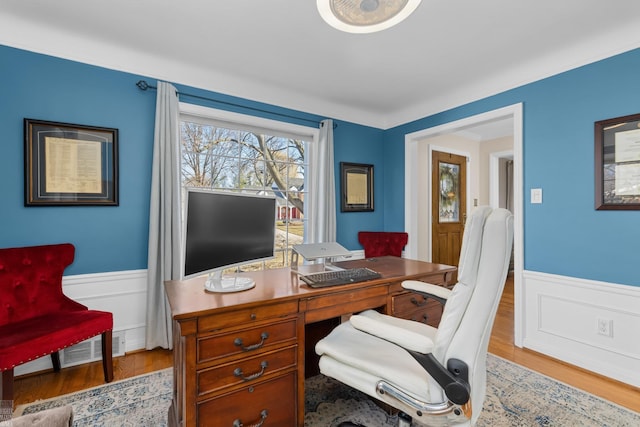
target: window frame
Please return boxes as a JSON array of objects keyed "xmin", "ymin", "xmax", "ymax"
[{"xmin": 178, "ymin": 102, "xmax": 319, "ymax": 270}]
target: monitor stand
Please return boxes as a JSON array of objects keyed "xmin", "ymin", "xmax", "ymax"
[
  {"xmin": 204, "ymin": 270, "xmax": 255, "ymax": 293},
  {"xmin": 290, "ymin": 242, "xmax": 352, "ymax": 271}
]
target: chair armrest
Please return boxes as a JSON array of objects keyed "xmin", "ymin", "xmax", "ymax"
[
  {"xmin": 408, "ymin": 352, "xmax": 470, "ymax": 405},
  {"xmin": 402, "ymin": 280, "xmax": 451, "ymax": 305},
  {"xmin": 349, "ymin": 310, "xmax": 436, "ymax": 353}
]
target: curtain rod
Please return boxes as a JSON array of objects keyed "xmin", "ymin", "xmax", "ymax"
[{"xmin": 136, "ymin": 80, "xmax": 333, "ymax": 129}]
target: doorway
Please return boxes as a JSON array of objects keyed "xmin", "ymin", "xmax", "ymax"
[{"xmin": 404, "ymin": 103, "xmax": 524, "ymax": 346}]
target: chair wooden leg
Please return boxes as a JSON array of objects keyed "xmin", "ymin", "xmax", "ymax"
[
  {"xmin": 101, "ymin": 330, "xmax": 114, "ymax": 383},
  {"xmin": 1, "ymin": 369, "xmax": 14, "ymax": 402},
  {"xmin": 51, "ymin": 351, "xmax": 61, "ymax": 372}
]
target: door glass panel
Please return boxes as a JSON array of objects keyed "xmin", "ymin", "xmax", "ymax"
[{"xmin": 439, "ymin": 162, "xmax": 460, "ymax": 222}]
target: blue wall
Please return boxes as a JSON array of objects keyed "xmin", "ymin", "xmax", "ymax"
[
  {"xmin": 0, "ymin": 46, "xmax": 156, "ymax": 274},
  {"xmin": 0, "ymin": 45, "xmax": 385, "ymax": 274},
  {"xmin": 383, "ymin": 48, "xmax": 640, "ymax": 287},
  {"xmin": 2, "ymin": 44, "xmax": 639, "ymax": 287}
]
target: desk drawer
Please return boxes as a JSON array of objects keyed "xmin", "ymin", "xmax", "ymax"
[
  {"xmin": 392, "ymin": 292, "xmax": 443, "ymax": 327},
  {"xmin": 302, "ymin": 284, "xmax": 387, "ymax": 311},
  {"xmin": 198, "ymin": 300, "xmax": 298, "ymax": 332},
  {"xmin": 397, "ymin": 306, "xmax": 443, "ymax": 327},
  {"xmin": 198, "ymin": 345, "xmax": 297, "ymax": 397},
  {"xmin": 197, "ymin": 372, "xmax": 296, "ymax": 426},
  {"xmin": 302, "ymin": 285, "xmax": 388, "ymax": 323},
  {"xmin": 197, "ymin": 318, "xmax": 298, "ymax": 364}
]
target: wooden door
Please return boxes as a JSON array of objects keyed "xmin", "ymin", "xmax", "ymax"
[{"xmin": 432, "ymin": 151, "xmax": 467, "ymax": 277}]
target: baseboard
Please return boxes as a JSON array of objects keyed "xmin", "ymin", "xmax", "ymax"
[{"xmin": 522, "ymin": 270, "xmax": 640, "ymax": 387}]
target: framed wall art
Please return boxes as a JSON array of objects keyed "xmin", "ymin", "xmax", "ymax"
[
  {"xmin": 340, "ymin": 162, "xmax": 373, "ymax": 212},
  {"xmin": 24, "ymin": 119, "xmax": 119, "ymax": 206},
  {"xmin": 594, "ymin": 113, "xmax": 640, "ymax": 210}
]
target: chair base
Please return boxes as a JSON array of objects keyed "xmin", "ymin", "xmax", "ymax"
[{"xmin": 377, "ymin": 380, "xmax": 471, "ymax": 425}]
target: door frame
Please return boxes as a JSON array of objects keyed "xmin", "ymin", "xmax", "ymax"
[
  {"xmin": 404, "ymin": 103, "xmax": 524, "ymax": 346},
  {"xmin": 429, "ymin": 146, "xmax": 472, "ymax": 263}
]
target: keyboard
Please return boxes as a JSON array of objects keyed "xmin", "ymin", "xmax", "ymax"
[{"xmin": 300, "ymin": 267, "xmax": 382, "ymax": 288}]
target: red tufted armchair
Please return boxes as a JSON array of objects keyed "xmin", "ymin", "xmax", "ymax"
[
  {"xmin": 358, "ymin": 231, "xmax": 409, "ymax": 258},
  {"xmin": 0, "ymin": 243, "xmax": 113, "ymax": 402}
]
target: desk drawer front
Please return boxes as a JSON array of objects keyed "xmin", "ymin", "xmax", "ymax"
[
  {"xmin": 197, "ymin": 318, "xmax": 297, "ymax": 364},
  {"xmin": 197, "ymin": 345, "xmax": 297, "ymax": 397},
  {"xmin": 198, "ymin": 300, "xmax": 298, "ymax": 333},
  {"xmin": 397, "ymin": 306, "xmax": 444, "ymax": 327},
  {"xmin": 392, "ymin": 292, "xmax": 440, "ymax": 312},
  {"xmin": 303, "ymin": 285, "xmax": 387, "ymax": 311},
  {"xmin": 198, "ymin": 372, "xmax": 296, "ymax": 426},
  {"xmin": 392, "ymin": 293, "xmax": 443, "ymax": 327}
]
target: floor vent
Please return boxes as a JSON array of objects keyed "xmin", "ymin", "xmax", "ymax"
[{"xmin": 61, "ymin": 332, "xmax": 125, "ymax": 368}]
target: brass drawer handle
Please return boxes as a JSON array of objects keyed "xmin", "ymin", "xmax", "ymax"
[
  {"xmin": 234, "ymin": 332, "xmax": 269, "ymax": 351},
  {"xmin": 411, "ymin": 314, "xmax": 429, "ymax": 323},
  {"xmin": 233, "ymin": 361, "xmax": 268, "ymax": 381},
  {"xmin": 233, "ymin": 409, "xmax": 268, "ymax": 427},
  {"xmin": 410, "ymin": 296, "xmax": 427, "ymax": 307}
]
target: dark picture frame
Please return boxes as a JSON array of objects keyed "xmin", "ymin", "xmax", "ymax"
[
  {"xmin": 340, "ymin": 162, "xmax": 374, "ymax": 212},
  {"xmin": 595, "ymin": 113, "xmax": 640, "ymax": 210},
  {"xmin": 24, "ymin": 119, "xmax": 119, "ymax": 206}
]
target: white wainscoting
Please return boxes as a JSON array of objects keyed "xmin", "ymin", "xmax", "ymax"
[
  {"xmin": 18, "ymin": 264, "xmax": 639, "ymax": 388},
  {"xmin": 15, "ymin": 269, "xmax": 148, "ymax": 376},
  {"xmin": 522, "ymin": 270, "xmax": 640, "ymax": 388}
]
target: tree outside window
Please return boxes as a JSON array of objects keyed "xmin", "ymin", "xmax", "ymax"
[{"xmin": 180, "ymin": 120, "xmax": 309, "ymax": 271}]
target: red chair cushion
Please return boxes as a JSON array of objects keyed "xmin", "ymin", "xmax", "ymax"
[
  {"xmin": 0, "ymin": 310, "xmax": 112, "ymax": 370},
  {"xmin": 358, "ymin": 232, "xmax": 409, "ymax": 258}
]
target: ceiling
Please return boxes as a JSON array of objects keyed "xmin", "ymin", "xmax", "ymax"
[{"xmin": 1, "ymin": 1, "xmax": 640, "ymax": 130}]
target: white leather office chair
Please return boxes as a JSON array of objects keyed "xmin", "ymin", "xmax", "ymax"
[{"xmin": 316, "ymin": 207, "xmax": 513, "ymax": 426}]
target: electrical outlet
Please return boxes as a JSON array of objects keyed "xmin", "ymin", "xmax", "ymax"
[{"xmin": 597, "ymin": 318, "xmax": 613, "ymax": 337}]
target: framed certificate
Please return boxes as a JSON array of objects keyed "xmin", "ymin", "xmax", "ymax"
[
  {"xmin": 595, "ymin": 113, "xmax": 640, "ymax": 210},
  {"xmin": 24, "ymin": 119, "xmax": 119, "ymax": 206},
  {"xmin": 340, "ymin": 162, "xmax": 373, "ymax": 212}
]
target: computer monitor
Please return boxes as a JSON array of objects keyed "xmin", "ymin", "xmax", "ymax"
[{"xmin": 183, "ymin": 188, "xmax": 276, "ymax": 292}]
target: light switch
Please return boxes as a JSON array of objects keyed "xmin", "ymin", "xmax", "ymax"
[{"xmin": 531, "ymin": 188, "xmax": 543, "ymax": 204}]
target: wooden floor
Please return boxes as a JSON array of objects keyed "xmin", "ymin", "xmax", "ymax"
[{"xmin": 13, "ymin": 273, "xmax": 640, "ymax": 413}]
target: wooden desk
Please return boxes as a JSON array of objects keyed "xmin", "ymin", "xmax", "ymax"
[{"xmin": 165, "ymin": 256, "xmax": 455, "ymax": 427}]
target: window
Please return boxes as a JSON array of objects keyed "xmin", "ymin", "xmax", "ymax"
[{"xmin": 179, "ymin": 103, "xmax": 318, "ymax": 271}]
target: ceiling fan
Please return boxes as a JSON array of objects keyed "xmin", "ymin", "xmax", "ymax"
[{"xmin": 317, "ymin": 0, "xmax": 422, "ymax": 33}]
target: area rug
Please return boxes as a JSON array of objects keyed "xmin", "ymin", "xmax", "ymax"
[
  {"xmin": 14, "ymin": 354, "xmax": 640, "ymax": 426},
  {"xmin": 305, "ymin": 355, "xmax": 640, "ymax": 427},
  {"xmin": 14, "ymin": 369, "xmax": 173, "ymax": 426}
]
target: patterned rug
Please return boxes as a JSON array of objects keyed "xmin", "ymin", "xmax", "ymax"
[
  {"xmin": 14, "ymin": 355, "xmax": 640, "ymax": 426},
  {"xmin": 15, "ymin": 368, "xmax": 173, "ymax": 426}
]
